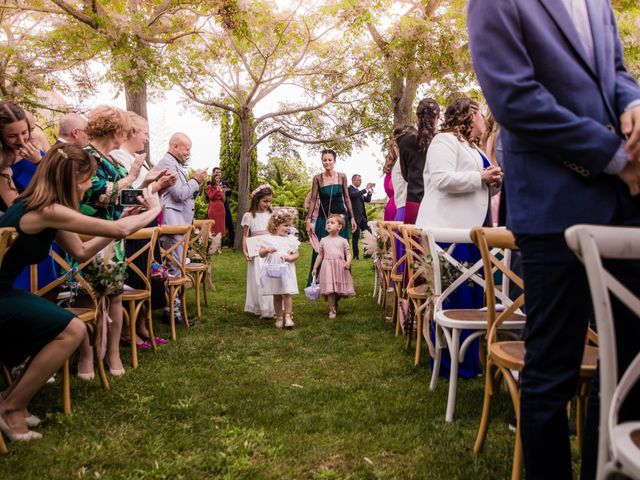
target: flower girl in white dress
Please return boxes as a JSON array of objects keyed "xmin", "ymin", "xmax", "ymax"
[
  {"xmin": 242, "ymin": 185, "xmax": 275, "ymax": 319},
  {"xmin": 259, "ymin": 209, "xmax": 300, "ymax": 329}
]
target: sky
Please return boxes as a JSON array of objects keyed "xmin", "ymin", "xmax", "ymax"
[{"xmin": 87, "ymin": 87, "xmax": 388, "ymax": 200}]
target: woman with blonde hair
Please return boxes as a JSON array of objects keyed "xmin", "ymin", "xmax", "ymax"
[{"xmin": 0, "ymin": 143, "xmax": 160, "ymax": 442}]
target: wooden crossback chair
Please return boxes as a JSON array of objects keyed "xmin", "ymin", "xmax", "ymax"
[
  {"xmin": 399, "ymin": 224, "xmax": 434, "ymax": 366},
  {"xmin": 471, "ymin": 227, "xmax": 597, "ymax": 480},
  {"xmin": 186, "ymin": 219, "xmax": 214, "ymax": 318},
  {"xmin": 566, "ymin": 225, "xmax": 640, "ymax": 480},
  {"xmin": 159, "ymin": 224, "xmax": 193, "ymax": 341},
  {"xmin": 366, "ymin": 221, "xmax": 384, "ymax": 302},
  {"xmin": 424, "ymin": 227, "xmax": 526, "ymax": 423},
  {"xmin": 31, "ymin": 247, "xmax": 110, "ymax": 415},
  {"xmin": 380, "ymin": 221, "xmax": 405, "ymax": 334},
  {"xmin": 0, "ymin": 227, "xmax": 17, "ymax": 453},
  {"xmin": 122, "ymin": 227, "xmax": 159, "ymax": 368},
  {"xmin": 377, "ymin": 221, "xmax": 396, "ymax": 319}
]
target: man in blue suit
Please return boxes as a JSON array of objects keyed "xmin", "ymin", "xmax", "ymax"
[{"xmin": 467, "ymin": 1, "xmax": 640, "ymax": 478}]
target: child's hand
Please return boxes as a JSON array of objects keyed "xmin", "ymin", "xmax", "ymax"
[
  {"xmin": 344, "ymin": 261, "xmax": 351, "ymax": 270},
  {"xmin": 267, "ymin": 246, "xmax": 278, "ymax": 253},
  {"xmin": 244, "ymin": 251, "xmax": 251, "ymax": 261},
  {"xmin": 311, "ymin": 268, "xmax": 317, "ymax": 277}
]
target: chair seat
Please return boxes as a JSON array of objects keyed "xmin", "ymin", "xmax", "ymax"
[
  {"xmin": 491, "ymin": 342, "xmax": 599, "ymax": 375},
  {"xmin": 611, "ymin": 422, "xmax": 640, "ymax": 478},
  {"xmin": 437, "ymin": 309, "xmax": 526, "ymax": 330},
  {"xmin": 66, "ymin": 307, "xmax": 96, "ymax": 323},
  {"xmin": 186, "ymin": 263, "xmax": 207, "ymax": 273},
  {"xmin": 407, "ymin": 284, "xmax": 430, "ymax": 299},
  {"xmin": 167, "ymin": 277, "xmax": 188, "ymax": 287},
  {"xmin": 122, "ymin": 289, "xmax": 151, "ymax": 301},
  {"xmin": 390, "ymin": 273, "xmax": 403, "ymax": 282}
]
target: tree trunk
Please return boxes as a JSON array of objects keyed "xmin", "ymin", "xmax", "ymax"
[
  {"xmin": 124, "ymin": 79, "xmax": 152, "ymax": 167},
  {"xmin": 392, "ymin": 75, "xmax": 419, "ymax": 128},
  {"xmin": 233, "ymin": 112, "xmax": 253, "ymax": 250}
]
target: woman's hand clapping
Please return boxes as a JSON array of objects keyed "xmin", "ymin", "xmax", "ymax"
[{"xmin": 481, "ymin": 165, "xmax": 503, "ymax": 186}]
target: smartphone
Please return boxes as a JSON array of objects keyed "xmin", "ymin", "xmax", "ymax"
[{"xmin": 119, "ymin": 188, "xmax": 143, "ymax": 206}]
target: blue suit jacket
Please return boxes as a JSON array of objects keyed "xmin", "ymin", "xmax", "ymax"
[{"xmin": 468, "ymin": 0, "xmax": 640, "ymax": 234}]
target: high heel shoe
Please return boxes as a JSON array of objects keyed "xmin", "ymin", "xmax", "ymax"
[{"xmin": 0, "ymin": 414, "xmax": 42, "ymax": 442}]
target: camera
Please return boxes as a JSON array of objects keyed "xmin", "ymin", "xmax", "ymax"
[{"xmin": 119, "ymin": 188, "xmax": 143, "ymax": 206}]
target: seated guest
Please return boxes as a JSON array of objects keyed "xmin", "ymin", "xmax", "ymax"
[{"xmin": 0, "ymin": 144, "xmax": 160, "ymax": 442}]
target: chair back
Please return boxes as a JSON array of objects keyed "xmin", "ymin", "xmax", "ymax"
[
  {"xmin": 158, "ymin": 224, "xmax": 193, "ymax": 278},
  {"xmin": 470, "ymin": 227, "xmax": 524, "ymax": 349},
  {"xmin": 0, "ymin": 227, "xmax": 17, "ymax": 267},
  {"xmin": 423, "ymin": 227, "xmax": 492, "ymax": 310},
  {"xmin": 190, "ymin": 219, "xmax": 214, "ymax": 264},
  {"xmin": 399, "ymin": 224, "xmax": 432, "ymax": 291},
  {"xmin": 565, "ymin": 224, "xmax": 640, "ymax": 479},
  {"xmin": 125, "ymin": 227, "xmax": 159, "ymax": 290},
  {"xmin": 380, "ymin": 221, "xmax": 405, "ymax": 281},
  {"xmin": 376, "ymin": 221, "xmax": 393, "ymax": 270}
]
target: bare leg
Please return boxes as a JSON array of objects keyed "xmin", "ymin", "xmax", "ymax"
[
  {"xmin": 283, "ymin": 294, "xmax": 293, "ymax": 315},
  {"xmin": 273, "ymin": 295, "xmax": 283, "ymax": 319},
  {"xmin": 0, "ymin": 318, "xmax": 85, "ymax": 433},
  {"xmin": 107, "ymin": 294, "xmax": 124, "ymax": 373},
  {"xmin": 77, "ymin": 332, "xmax": 93, "ymax": 376},
  {"xmin": 327, "ymin": 293, "xmax": 336, "ymax": 315}
]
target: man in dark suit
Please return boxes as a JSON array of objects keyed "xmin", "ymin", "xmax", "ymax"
[
  {"xmin": 348, "ymin": 174, "xmax": 373, "ymax": 260},
  {"xmin": 468, "ymin": 1, "xmax": 640, "ymax": 478}
]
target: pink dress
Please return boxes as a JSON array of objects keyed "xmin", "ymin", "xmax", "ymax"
[
  {"xmin": 383, "ymin": 170, "xmax": 396, "ymax": 221},
  {"xmin": 318, "ymin": 235, "xmax": 355, "ymax": 298}
]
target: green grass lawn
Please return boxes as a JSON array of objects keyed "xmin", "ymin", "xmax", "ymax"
[{"xmin": 1, "ymin": 244, "xmax": 529, "ymax": 479}]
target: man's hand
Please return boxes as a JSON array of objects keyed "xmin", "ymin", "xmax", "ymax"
[
  {"xmin": 193, "ymin": 169, "xmax": 207, "ymax": 184},
  {"xmin": 618, "ymin": 159, "xmax": 640, "ymax": 196},
  {"xmin": 621, "ymin": 105, "xmax": 640, "ymax": 162}
]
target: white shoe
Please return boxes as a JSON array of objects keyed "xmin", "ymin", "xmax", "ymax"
[
  {"xmin": 284, "ymin": 313, "xmax": 295, "ymax": 329},
  {"xmin": 275, "ymin": 315, "xmax": 284, "ymax": 329}
]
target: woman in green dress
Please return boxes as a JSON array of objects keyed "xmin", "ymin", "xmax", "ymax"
[
  {"xmin": 0, "ymin": 144, "xmax": 161, "ymax": 442},
  {"xmin": 305, "ymin": 149, "xmax": 356, "ymax": 285}
]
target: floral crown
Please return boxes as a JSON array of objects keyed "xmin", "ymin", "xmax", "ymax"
[{"xmin": 251, "ymin": 183, "xmax": 271, "ymax": 196}]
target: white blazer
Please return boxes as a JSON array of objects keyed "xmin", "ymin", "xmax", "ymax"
[{"xmin": 415, "ymin": 132, "xmax": 489, "ymax": 229}]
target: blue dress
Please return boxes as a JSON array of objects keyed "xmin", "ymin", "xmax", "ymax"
[{"xmin": 8, "ymin": 157, "xmax": 60, "ymax": 291}]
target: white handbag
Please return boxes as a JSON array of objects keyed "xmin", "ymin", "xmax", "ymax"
[
  {"xmin": 304, "ymin": 276, "xmax": 321, "ymax": 301},
  {"xmin": 265, "ymin": 263, "xmax": 288, "ymax": 278}
]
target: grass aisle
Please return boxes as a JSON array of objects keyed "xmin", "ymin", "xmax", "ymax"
[{"xmin": 1, "ymin": 244, "xmax": 518, "ymax": 479}]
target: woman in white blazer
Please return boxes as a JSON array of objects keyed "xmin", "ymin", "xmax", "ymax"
[
  {"xmin": 416, "ymin": 99, "xmax": 502, "ymax": 229},
  {"xmin": 416, "ymin": 98, "xmax": 503, "ymax": 380}
]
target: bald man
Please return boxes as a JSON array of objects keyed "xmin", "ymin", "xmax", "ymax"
[
  {"xmin": 156, "ymin": 133, "xmax": 207, "ymax": 325},
  {"xmin": 57, "ymin": 113, "xmax": 88, "ymax": 146}
]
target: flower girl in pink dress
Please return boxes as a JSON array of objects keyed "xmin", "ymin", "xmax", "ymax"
[{"xmin": 311, "ymin": 214, "xmax": 355, "ymax": 318}]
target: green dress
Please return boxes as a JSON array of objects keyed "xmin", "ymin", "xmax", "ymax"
[
  {"xmin": 0, "ymin": 200, "xmax": 74, "ymax": 368},
  {"xmin": 306, "ymin": 173, "xmax": 354, "ymax": 286}
]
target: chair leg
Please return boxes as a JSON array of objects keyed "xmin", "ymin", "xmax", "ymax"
[
  {"xmin": 126, "ymin": 302, "xmax": 137, "ymax": 369},
  {"xmin": 474, "ymin": 361, "xmax": 497, "ymax": 454},
  {"xmin": 414, "ymin": 301, "xmax": 423, "ymax": 367},
  {"xmin": 430, "ymin": 326, "xmax": 442, "ymax": 391},
  {"xmin": 147, "ymin": 299, "xmax": 157, "ymax": 353},
  {"xmin": 576, "ymin": 380, "xmax": 590, "ymax": 455},
  {"xmin": 194, "ymin": 274, "xmax": 202, "ymax": 318},
  {"xmin": 202, "ymin": 271, "xmax": 209, "ymax": 307},
  {"xmin": 394, "ymin": 285, "xmax": 402, "ymax": 337},
  {"xmin": 62, "ymin": 358, "xmax": 71, "ymax": 415},
  {"xmin": 0, "ymin": 429, "xmax": 7, "ymax": 453},
  {"xmin": 445, "ymin": 328, "xmax": 461, "ymax": 422},
  {"xmin": 181, "ymin": 286, "xmax": 188, "ymax": 328},
  {"xmin": 169, "ymin": 287, "xmax": 177, "ymax": 341},
  {"xmin": 500, "ymin": 367, "xmax": 523, "ymax": 480}
]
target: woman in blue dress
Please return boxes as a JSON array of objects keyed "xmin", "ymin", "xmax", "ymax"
[
  {"xmin": 0, "ymin": 144, "xmax": 161, "ymax": 442},
  {"xmin": 305, "ymin": 149, "xmax": 356, "ymax": 285}
]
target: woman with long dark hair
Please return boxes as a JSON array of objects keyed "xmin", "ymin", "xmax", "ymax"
[{"xmin": 398, "ymin": 98, "xmax": 440, "ymax": 224}]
